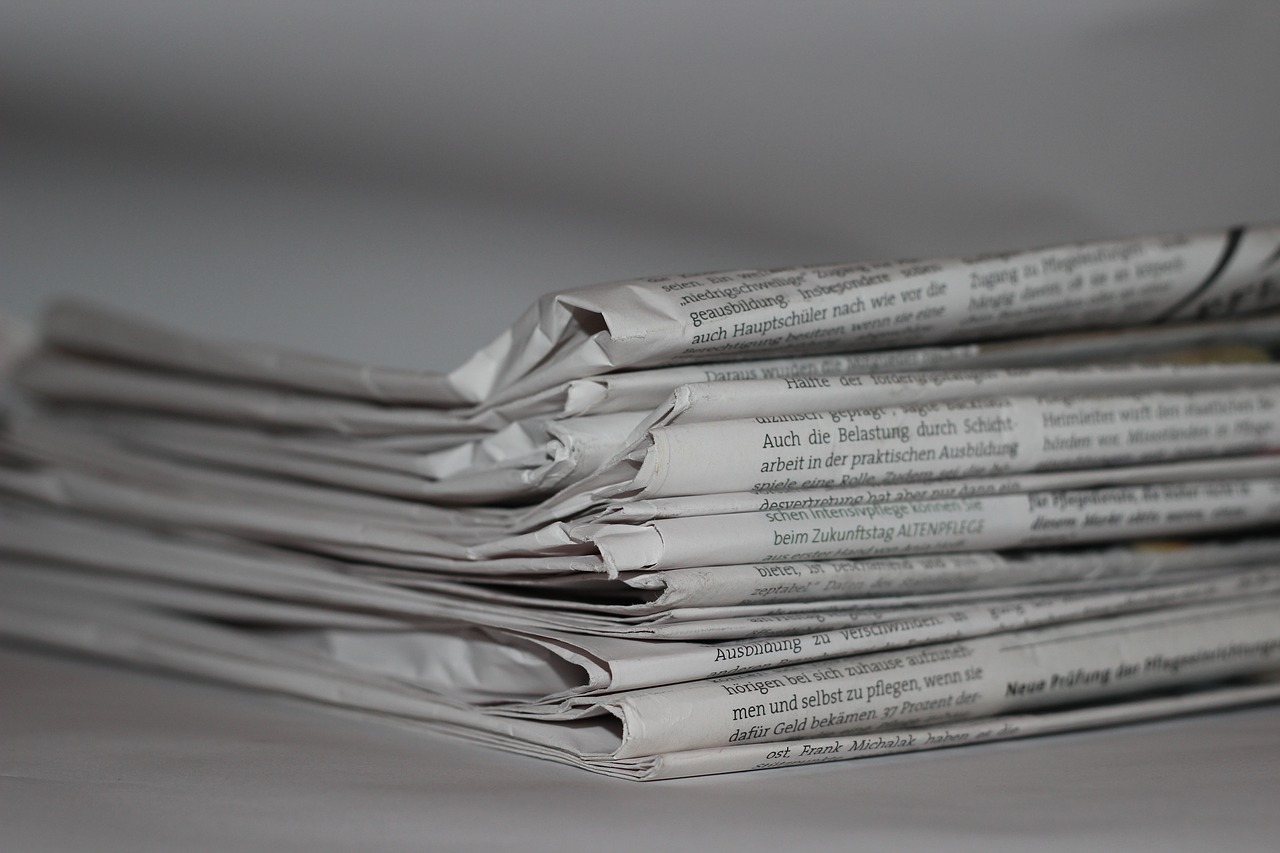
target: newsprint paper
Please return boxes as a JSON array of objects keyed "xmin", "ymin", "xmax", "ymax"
[{"xmin": 3, "ymin": 222, "xmax": 1280, "ymax": 778}]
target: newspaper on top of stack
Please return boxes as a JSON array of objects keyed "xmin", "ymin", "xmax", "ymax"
[{"xmin": 3, "ymin": 223, "xmax": 1280, "ymax": 780}]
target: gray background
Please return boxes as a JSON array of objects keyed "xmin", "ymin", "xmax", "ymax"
[
  {"xmin": 3, "ymin": 2, "xmax": 1280, "ymax": 850},
  {"xmin": 6, "ymin": 1, "xmax": 1280, "ymax": 368}
]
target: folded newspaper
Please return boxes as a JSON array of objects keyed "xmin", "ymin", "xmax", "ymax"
[{"xmin": 3, "ymin": 222, "xmax": 1280, "ymax": 779}]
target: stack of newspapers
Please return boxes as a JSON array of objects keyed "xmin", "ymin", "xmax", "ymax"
[{"xmin": 4, "ymin": 223, "xmax": 1280, "ymax": 780}]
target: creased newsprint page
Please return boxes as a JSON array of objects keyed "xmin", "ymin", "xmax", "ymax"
[
  {"xmin": 0, "ymin": 422, "xmax": 517, "ymax": 537},
  {"xmin": 530, "ymin": 374, "xmax": 1280, "ymax": 527},
  {"xmin": 0, "ymin": 456, "xmax": 605, "ymax": 575},
  {"xmin": 453, "ymin": 223, "xmax": 1280, "ymax": 404},
  {"xmin": 13, "ymin": 352, "xmax": 491, "ymax": 436},
  {"xmin": 618, "ymin": 537, "xmax": 1280, "ymax": 611},
  {"xmin": 114, "ymin": 409, "xmax": 644, "ymax": 502},
  {"xmin": 6, "ymin": 417, "xmax": 1280, "ymax": 577},
  {"xmin": 346, "ymin": 530, "xmax": 1280, "ymax": 621},
  {"xmin": 591, "ymin": 478, "xmax": 1280, "ymax": 572},
  {"xmin": 635, "ymin": 362, "xmax": 1280, "ymax": 431},
  {"xmin": 4, "ymin": 577, "xmax": 1278, "ymax": 780},
  {"xmin": 240, "ymin": 570, "xmax": 1280, "ymax": 698},
  {"xmin": 14, "ymin": 407, "xmax": 644, "ymax": 504},
  {"xmin": 8, "ymin": 434, "xmax": 1280, "ymax": 578},
  {"xmin": 5, "ymin": 551, "xmax": 1280, "ymax": 705},
  {"xmin": 609, "ymin": 385, "xmax": 1280, "ymax": 501},
  {"xmin": 38, "ymin": 299, "xmax": 471, "ymax": 406},
  {"xmin": 12, "ymin": 498, "xmax": 1280, "ymax": 632},
  {"xmin": 641, "ymin": 677, "xmax": 1280, "ymax": 780},
  {"xmin": 25, "ymin": 225, "xmax": 1280, "ymax": 411},
  {"xmin": 573, "ymin": 597, "xmax": 1280, "ymax": 759},
  {"xmin": 599, "ymin": 453, "xmax": 1280, "ymax": 523},
  {"xmin": 11, "ymin": 499, "xmax": 1280, "ymax": 665},
  {"xmin": 21, "ymin": 360, "xmax": 1279, "ymax": 512},
  {"xmin": 27, "ymin": 302, "xmax": 1280, "ymax": 433},
  {"xmin": 0, "ymin": 587, "xmax": 648, "ymax": 775},
  {"xmin": 52, "ymin": 411, "xmax": 504, "ymax": 478},
  {"xmin": 560, "ymin": 312, "xmax": 1280, "ymax": 417}
]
